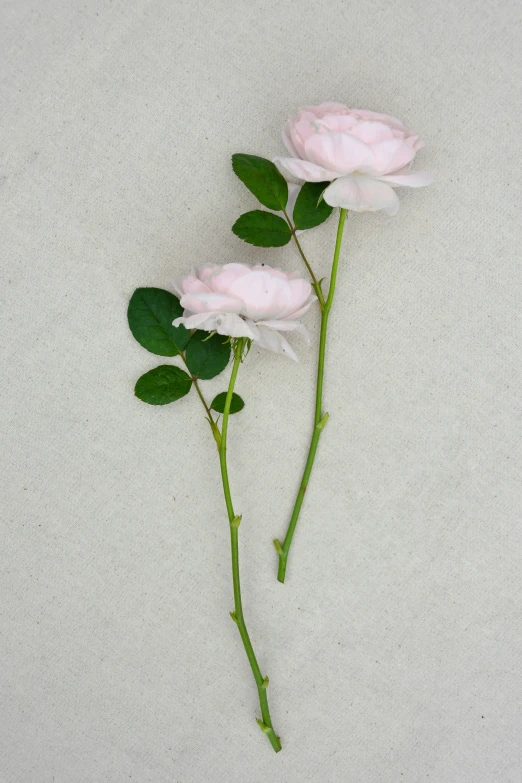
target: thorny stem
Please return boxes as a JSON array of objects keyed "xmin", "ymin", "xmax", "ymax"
[
  {"xmin": 219, "ymin": 339, "xmax": 282, "ymax": 752},
  {"xmin": 274, "ymin": 208, "xmax": 347, "ymax": 583}
]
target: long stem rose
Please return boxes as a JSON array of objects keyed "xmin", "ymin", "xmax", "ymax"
[
  {"xmin": 170, "ymin": 261, "xmax": 315, "ymax": 748},
  {"xmin": 273, "ymin": 103, "xmax": 433, "ymax": 582}
]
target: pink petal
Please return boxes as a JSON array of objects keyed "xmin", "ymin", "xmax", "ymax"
[
  {"xmin": 180, "ymin": 292, "xmax": 243, "ymax": 314},
  {"xmin": 282, "ymin": 297, "xmax": 316, "ymax": 321},
  {"xmin": 278, "ymin": 277, "xmax": 313, "ymax": 318},
  {"xmin": 351, "ymin": 109, "xmax": 406, "ymax": 129},
  {"xmin": 304, "ymin": 132, "xmax": 373, "ymax": 175},
  {"xmin": 208, "ymin": 263, "xmax": 251, "ymax": 293},
  {"xmin": 197, "ymin": 264, "xmax": 221, "ymax": 283},
  {"xmin": 273, "ymin": 156, "xmax": 338, "ymax": 182},
  {"xmin": 251, "ymin": 263, "xmax": 295, "ymax": 280},
  {"xmin": 323, "ymin": 175, "xmax": 400, "ymax": 215},
  {"xmin": 366, "ymin": 139, "xmax": 416, "ymax": 175},
  {"xmin": 405, "ymin": 135, "xmax": 425, "ymax": 151},
  {"xmin": 349, "ymin": 121, "xmax": 394, "ymax": 144},
  {"xmin": 293, "ymin": 119, "xmax": 318, "ymax": 148},
  {"xmin": 173, "ymin": 271, "xmax": 211, "ymax": 296},
  {"xmin": 315, "ymin": 114, "xmax": 358, "ymax": 133},
  {"xmin": 228, "ymin": 271, "xmax": 292, "ymax": 320}
]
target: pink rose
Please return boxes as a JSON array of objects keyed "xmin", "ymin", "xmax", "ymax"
[
  {"xmin": 274, "ymin": 102, "xmax": 433, "ymax": 215},
  {"xmin": 172, "ymin": 263, "xmax": 316, "ymax": 361}
]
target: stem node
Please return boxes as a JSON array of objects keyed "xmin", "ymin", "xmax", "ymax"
[{"xmin": 316, "ymin": 412, "xmax": 329, "ymax": 430}]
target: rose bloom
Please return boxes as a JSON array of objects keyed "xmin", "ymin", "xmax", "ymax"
[
  {"xmin": 173, "ymin": 263, "xmax": 316, "ymax": 361},
  {"xmin": 274, "ymin": 102, "xmax": 433, "ymax": 215}
]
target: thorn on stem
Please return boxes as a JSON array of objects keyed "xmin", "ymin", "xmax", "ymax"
[
  {"xmin": 273, "ymin": 539, "xmax": 283, "ymax": 555},
  {"xmin": 256, "ymin": 718, "xmax": 272, "ymax": 735},
  {"xmin": 316, "ymin": 412, "xmax": 329, "ymax": 430},
  {"xmin": 229, "ymin": 611, "xmax": 238, "ymax": 624}
]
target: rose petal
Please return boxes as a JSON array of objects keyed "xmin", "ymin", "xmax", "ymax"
[
  {"xmin": 208, "ymin": 263, "xmax": 251, "ymax": 293},
  {"xmin": 349, "ymin": 120, "xmax": 395, "ymax": 144},
  {"xmin": 282, "ymin": 297, "xmax": 316, "ymax": 321},
  {"xmin": 180, "ymin": 291, "xmax": 243, "ymax": 314},
  {"xmin": 172, "ymin": 271, "xmax": 211, "ymax": 297},
  {"xmin": 255, "ymin": 327, "xmax": 299, "ymax": 362},
  {"xmin": 378, "ymin": 171, "xmax": 434, "ymax": 187},
  {"xmin": 351, "ymin": 108, "xmax": 406, "ymax": 129},
  {"xmin": 304, "ymin": 132, "xmax": 373, "ymax": 175},
  {"xmin": 323, "ymin": 175, "xmax": 400, "ymax": 215},
  {"xmin": 215, "ymin": 313, "xmax": 259, "ymax": 340},
  {"xmin": 273, "ymin": 156, "xmax": 339, "ymax": 182},
  {"xmin": 315, "ymin": 114, "xmax": 358, "ymax": 133},
  {"xmin": 367, "ymin": 139, "xmax": 416, "ymax": 175},
  {"xmin": 257, "ymin": 320, "xmax": 310, "ymax": 344},
  {"xmin": 173, "ymin": 312, "xmax": 218, "ymax": 330},
  {"xmin": 277, "ymin": 277, "xmax": 313, "ymax": 318},
  {"xmin": 228, "ymin": 271, "xmax": 292, "ymax": 320}
]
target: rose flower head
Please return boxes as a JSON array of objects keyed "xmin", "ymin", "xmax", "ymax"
[
  {"xmin": 274, "ymin": 102, "xmax": 433, "ymax": 215},
  {"xmin": 173, "ymin": 263, "xmax": 316, "ymax": 361}
]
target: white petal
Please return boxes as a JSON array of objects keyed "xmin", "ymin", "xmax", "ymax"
[
  {"xmin": 273, "ymin": 156, "xmax": 339, "ymax": 182},
  {"xmin": 323, "ymin": 175, "xmax": 400, "ymax": 215},
  {"xmin": 257, "ymin": 320, "xmax": 311, "ymax": 344},
  {"xmin": 255, "ymin": 327, "xmax": 299, "ymax": 362},
  {"xmin": 378, "ymin": 171, "xmax": 434, "ymax": 187},
  {"xmin": 173, "ymin": 312, "xmax": 218, "ymax": 330},
  {"xmin": 212, "ymin": 313, "xmax": 258, "ymax": 340}
]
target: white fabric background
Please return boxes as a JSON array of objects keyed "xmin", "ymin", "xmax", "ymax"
[{"xmin": 1, "ymin": 1, "xmax": 521, "ymax": 781}]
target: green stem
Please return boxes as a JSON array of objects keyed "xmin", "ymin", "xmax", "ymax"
[
  {"xmin": 275, "ymin": 208, "xmax": 347, "ymax": 583},
  {"xmin": 219, "ymin": 339, "xmax": 282, "ymax": 752},
  {"xmin": 282, "ymin": 208, "xmax": 325, "ymax": 309}
]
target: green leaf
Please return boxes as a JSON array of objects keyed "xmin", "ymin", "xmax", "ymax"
[
  {"xmin": 232, "ymin": 210, "xmax": 292, "ymax": 247},
  {"xmin": 210, "ymin": 392, "xmax": 245, "ymax": 414},
  {"xmin": 292, "ymin": 182, "xmax": 334, "ymax": 230},
  {"xmin": 128, "ymin": 288, "xmax": 190, "ymax": 356},
  {"xmin": 135, "ymin": 365, "xmax": 192, "ymax": 405},
  {"xmin": 232, "ymin": 154, "xmax": 288, "ymax": 210},
  {"xmin": 185, "ymin": 332, "xmax": 231, "ymax": 380}
]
